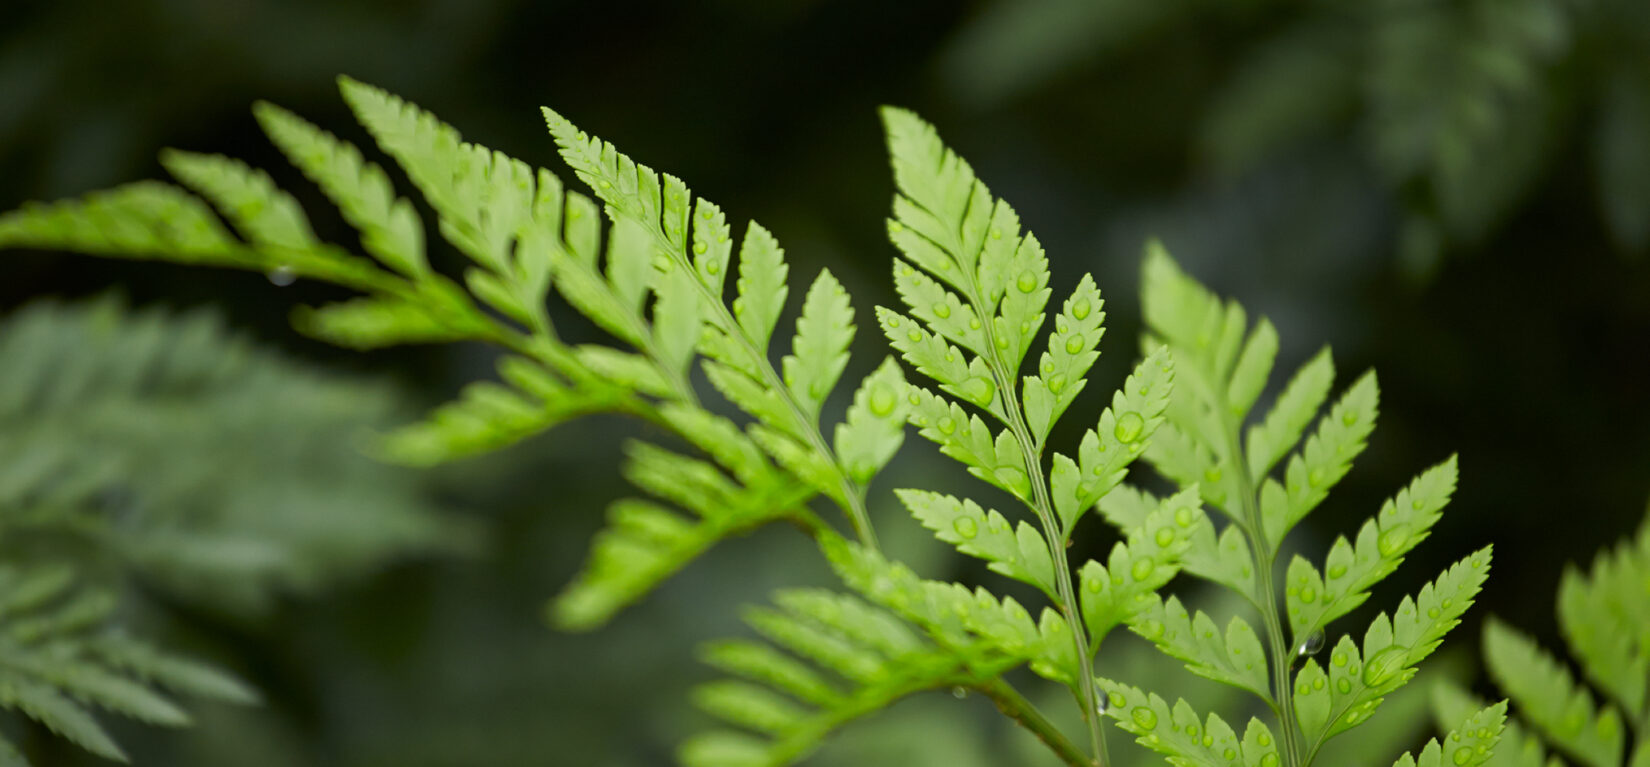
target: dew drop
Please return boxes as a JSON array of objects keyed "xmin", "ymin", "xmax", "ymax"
[
  {"xmin": 1300, "ymin": 587, "xmax": 1317, "ymax": 603},
  {"xmin": 1377, "ymin": 525, "xmax": 1411, "ymax": 557},
  {"xmin": 990, "ymin": 227, "xmax": 1003, "ymax": 240},
  {"xmin": 1131, "ymin": 707, "xmax": 1158, "ymax": 730},
  {"xmin": 1257, "ymin": 732, "xmax": 1272, "ymax": 747},
  {"xmin": 705, "ymin": 259, "xmax": 721, "ymax": 275},
  {"xmin": 1452, "ymin": 747, "xmax": 1473, "ymax": 766},
  {"xmin": 969, "ymin": 317, "xmax": 982, "ymax": 330},
  {"xmin": 1362, "ymin": 647, "xmax": 1407, "ymax": 687},
  {"xmin": 1331, "ymin": 651, "xmax": 1347, "ymax": 667},
  {"xmin": 1336, "ymin": 679, "xmax": 1352, "ymax": 694},
  {"xmin": 1131, "ymin": 558, "xmax": 1156, "ymax": 581},
  {"xmin": 932, "ymin": 302, "xmax": 952, "ymax": 319},
  {"xmin": 1222, "ymin": 748, "xmax": 1236, "ymax": 760},
  {"xmin": 693, "ymin": 242, "xmax": 708, "ymax": 255},
  {"xmin": 870, "ymin": 388, "xmax": 896, "ymax": 416},
  {"xmin": 1138, "ymin": 619, "xmax": 1164, "ymax": 639},
  {"xmin": 907, "ymin": 329, "xmax": 923, "ymax": 342},
  {"xmin": 1342, "ymin": 410, "xmax": 1359, "ymax": 426},
  {"xmin": 1093, "ymin": 686, "xmax": 1108, "ymax": 716},
  {"xmin": 1155, "ymin": 528, "xmax": 1175, "ymax": 547},
  {"xmin": 1114, "ymin": 412, "xmax": 1145, "ymax": 443},
  {"xmin": 1174, "ymin": 507, "xmax": 1195, "ymax": 527},
  {"xmin": 1072, "ymin": 299, "xmax": 1091, "ymax": 320},
  {"xmin": 889, "ymin": 221, "xmax": 904, "ymax": 233},
  {"xmin": 1426, "ymin": 607, "xmax": 1441, "ymax": 619},
  {"xmin": 1085, "ymin": 577, "xmax": 1102, "ymax": 593},
  {"xmin": 651, "ymin": 254, "xmax": 673, "ymax": 272},
  {"xmin": 1261, "ymin": 755, "xmax": 1279, "ymax": 767},
  {"xmin": 937, "ymin": 417, "xmax": 957, "ymax": 435},
  {"xmin": 1328, "ymin": 564, "xmax": 1347, "ymax": 579},
  {"xmin": 907, "ymin": 391, "xmax": 921, "ymax": 405},
  {"xmin": 1065, "ymin": 335, "xmax": 1085, "ymax": 354},
  {"xmin": 1016, "ymin": 271, "xmax": 1038, "ymax": 293},
  {"xmin": 1296, "ymin": 630, "xmax": 1326, "ymax": 658},
  {"xmin": 1047, "ymin": 374, "xmax": 1066, "ymax": 393},
  {"xmin": 267, "ymin": 266, "xmax": 296, "ymax": 286},
  {"xmin": 952, "ymin": 517, "xmax": 979, "ymax": 540},
  {"xmin": 952, "ymin": 686, "xmax": 970, "ymax": 699},
  {"xmin": 1204, "ymin": 467, "xmax": 1223, "ymax": 483}
]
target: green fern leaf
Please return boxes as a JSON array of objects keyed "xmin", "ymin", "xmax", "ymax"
[
  {"xmin": 1296, "ymin": 548, "xmax": 1492, "ymax": 750},
  {"xmin": 782, "ymin": 270, "xmax": 855, "ymax": 420},
  {"xmin": 1555, "ymin": 516, "xmax": 1650, "ymax": 721},
  {"xmin": 292, "ymin": 296, "xmax": 480, "ymax": 349},
  {"xmin": 900, "ymin": 489, "xmax": 1057, "ymax": 596},
  {"xmin": 0, "ymin": 182, "xmax": 243, "ymax": 264},
  {"xmin": 1023, "ymin": 274, "xmax": 1105, "ymax": 441},
  {"xmin": 1098, "ymin": 680, "xmax": 1284, "ymax": 767},
  {"xmin": 1389, "ymin": 700, "xmax": 1507, "ymax": 767},
  {"xmin": 1285, "ymin": 455, "xmax": 1459, "ymax": 637},
  {"xmin": 1484, "ymin": 618, "xmax": 1625, "ymax": 767},
  {"xmin": 159, "ymin": 149, "xmax": 318, "ymax": 253},
  {"xmin": 1051, "ymin": 346, "xmax": 1174, "ymax": 531},
  {"xmin": 1258, "ymin": 371, "xmax": 1379, "ymax": 549},
  {"xmin": 252, "ymin": 100, "xmax": 428, "ymax": 277},
  {"xmin": 833, "ymin": 357, "xmax": 910, "ymax": 485},
  {"xmin": 1079, "ymin": 485, "xmax": 1206, "ymax": 641},
  {"xmin": 1130, "ymin": 595, "xmax": 1272, "ymax": 701},
  {"xmin": 1432, "ymin": 683, "xmax": 1560, "ymax": 767},
  {"xmin": 1247, "ymin": 348, "xmax": 1336, "ymax": 480}
]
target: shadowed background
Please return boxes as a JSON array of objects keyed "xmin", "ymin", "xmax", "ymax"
[{"xmin": 1, "ymin": 0, "xmax": 1647, "ymax": 764}]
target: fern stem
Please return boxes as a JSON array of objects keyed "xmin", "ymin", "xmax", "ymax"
[
  {"xmin": 1219, "ymin": 407, "xmax": 1305, "ymax": 767},
  {"xmin": 963, "ymin": 278, "xmax": 1106, "ymax": 766},
  {"xmin": 639, "ymin": 223, "xmax": 879, "ymax": 550},
  {"xmin": 981, "ymin": 678, "xmax": 1091, "ymax": 767}
]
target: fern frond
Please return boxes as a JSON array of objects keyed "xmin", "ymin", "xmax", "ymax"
[
  {"xmin": 1432, "ymin": 683, "xmax": 1561, "ymax": 767},
  {"xmin": 680, "ymin": 588, "xmax": 1024, "ymax": 767},
  {"xmin": 0, "ymin": 564, "xmax": 253, "ymax": 763},
  {"xmin": 1097, "ymin": 679, "xmax": 1284, "ymax": 767},
  {"xmin": 552, "ymin": 431, "xmax": 815, "ymax": 630},
  {"xmin": 1294, "ymin": 548, "xmax": 1492, "ymax": 755},
  {"xmin": 1484, "ymin": 618, "xmax": 1625, "ymax": 767},
  {"xmin": 1555, "ymin": 515, "xmax": 1650, "ymax": 722},
  {"xmin": 543, "ymin": 105, "xmax": 890, "ymax": 548},
  {"xmin": 1136, "ymin": 241, "xmax": 1482, "ymax": 767},
  {"xmin": 1285, "ymin": 456, "xmax": 1460, "ymax": 638},
  {"xmin": 1388, "ymin": 700, "xmax": 1507, "ymax": 767}
]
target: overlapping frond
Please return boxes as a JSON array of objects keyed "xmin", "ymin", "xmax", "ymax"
[
  {"xmin": 1126, "ymin": 243, "xmax": 1486, "ymax": 767},
  {"xmin": 0, "ymin": 563, "xmax": 256, "ymax": 764}
]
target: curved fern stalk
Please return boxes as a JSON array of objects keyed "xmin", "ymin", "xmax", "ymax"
[
  {"xmin": 874, "ymin": 108, "xmax": 1193, "ymax": 766},
  {"xmin": 1113, "ymin": 243, "xmax": 1490, "ymax": 767},
  {"xmin": 0, "ymin": 561, "xmax": 256, "ymax": 764},
  {"xmin": 540, "ymin": 109, "xmax": 889, "ymax": 550},
  {"xmin": 1443, "ymin": 504, "xmax": 1650, "ymax": 767}
]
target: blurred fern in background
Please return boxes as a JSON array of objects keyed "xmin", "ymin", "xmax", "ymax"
[
  {"xmin": 943, "ymin": 0, "xmax": 1650, "ymax": 271},
  {"xmin": 0, "ymin": 296, "xmax": 469, "ymax": 762}
]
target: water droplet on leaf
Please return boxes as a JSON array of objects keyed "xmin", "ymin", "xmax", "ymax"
[
  {"xmin": 1114, "ymin": 412, "xmax": 1145, "ymax": 443},
  {"xmin": 267, "ymin": 266, "xmax": 296, "ymax": 286},
  {"xmin": 1296, "ymin": 630, "xmax": 1325, "ymax": 657},
  {"xmin": 952, "ymin": 517, "xmax": 978, "ymax": 539}
]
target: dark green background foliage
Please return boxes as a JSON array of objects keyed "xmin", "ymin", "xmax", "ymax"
[{"xmin": 0, "ymin": 0, "xmax": 1645, "ymax": 765}]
